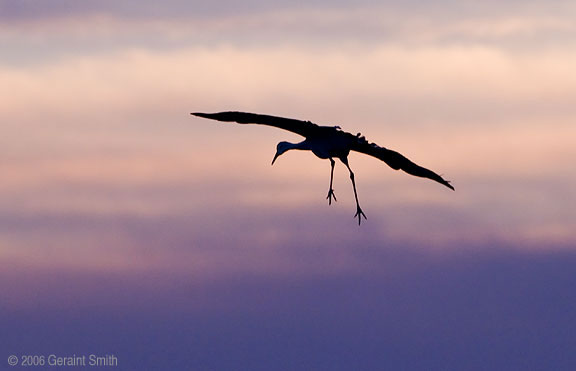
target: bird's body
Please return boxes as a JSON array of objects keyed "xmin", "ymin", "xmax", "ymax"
[
  {"xmin": 192, "ymin": 111, "xmax": 454, "ymax": 224},
  {"xmin": 295, "ymin": 129, "xmax": 353, "ymax": 159}
]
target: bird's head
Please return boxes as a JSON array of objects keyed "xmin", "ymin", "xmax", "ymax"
[{"xmin": 271, "ymin": 141, "xmax": 293, "ymax": 165}]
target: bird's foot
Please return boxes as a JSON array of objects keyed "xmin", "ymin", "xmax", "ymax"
[
  {"xmin": 354, "ymin": 206, "xmax": 367, "ymax": 225},
  {"xmin": 326, "ymin": 189, "xmax": 337, "ymax": 205}
]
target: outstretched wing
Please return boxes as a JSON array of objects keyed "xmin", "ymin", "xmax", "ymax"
[
  {"xmin": 191, "ymin": 111, "xmax": 320, "ymax": 138},
  {"xmin": 352, "ymin": 137, "xmax": 454, "ymax": 190}
]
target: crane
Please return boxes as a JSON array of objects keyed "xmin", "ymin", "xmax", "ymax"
[{"xmin": 192, "ymin": 111, "xmax": 454, "ymax": 225}]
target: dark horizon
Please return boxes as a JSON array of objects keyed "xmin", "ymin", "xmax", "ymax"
[{"xmin": 3, "ymin": 237, "xmax": 576, "ymax": 370}]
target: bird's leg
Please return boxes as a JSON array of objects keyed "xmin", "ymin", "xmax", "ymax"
[
  {"xmin": 343, "ymin": 160, "xmax": 367, "ymax": 225},
  {"xmin": 326, "ymin": 158, "xmax": 337, "ymax": 205}
]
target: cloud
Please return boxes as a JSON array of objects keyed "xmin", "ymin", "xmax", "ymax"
[
  {"xmin": 3, "ymin": 46, "xmax": 576, "ymax": 124},
  {"xmin": 2, "ymin": 2, "xmax": 576, "ymax": 54},
  {"xmin": 2, "ymin": 45, "xmax": 576, "ymax": 183},
  {"xmin": 2, "ymin": 242, "xmax": 576, "ymax": 370},
  {"xmin": 1, "ymin": 2, "xmax": 575, "ymax": 291},
  {"xmin": 2, "ymin": 0, "xmax": 575, "ymax": 20},
  {"xmin": 2, "ymin": 42, "xmax": 576, "ymax": 253},
  {"xmin": 1, "ymin": 180, "xmax": 574, "ymax": 284}
]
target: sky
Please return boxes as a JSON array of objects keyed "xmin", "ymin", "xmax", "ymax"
[{"xmin": 1, "ymin": 0, "xmax": 576, "ymax": 369}]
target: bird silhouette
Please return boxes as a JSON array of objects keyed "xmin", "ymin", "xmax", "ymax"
[{"xmin": 192, "ymin": 111, "xmax": 454, "ymax": 225}]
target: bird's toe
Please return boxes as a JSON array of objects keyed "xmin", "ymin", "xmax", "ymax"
[
  {"xmin": 354, "ymin": 207, "xmax": 367, "ymax": 225},
  {"xmin": 326, "ymin": 189, "xmax": 337, "ymax": 205}
]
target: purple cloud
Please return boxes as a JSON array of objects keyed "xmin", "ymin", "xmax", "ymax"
[{"xmin": 2, "ymin": 242, "xmax": 576, "ymax": 370}]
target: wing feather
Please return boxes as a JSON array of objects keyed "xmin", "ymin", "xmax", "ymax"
[
  {"xmin": 352, "ymin": 138, "xmax": 454, "ymax": 190},
  {"xmin": 191, "ymin": 111, "xmax": 319, "ymax": 137}
]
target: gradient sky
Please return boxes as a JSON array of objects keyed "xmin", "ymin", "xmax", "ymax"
[{"xmin": 2, "ymin": 1, "xmax": 576, "ymax": 370}]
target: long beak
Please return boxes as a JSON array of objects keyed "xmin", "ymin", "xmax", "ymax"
[{"xmin": 271, "ymin": 152, "xmax": 280, "ymax": 165}]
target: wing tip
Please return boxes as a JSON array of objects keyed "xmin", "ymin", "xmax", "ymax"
[
  {"xmin": 444, "ymin": 180, "xmax": 455, "ymax": 191},
  {"xmin": 190, "ymin": 111, "xmax": 239, "ymax": 122},
  {"xmin": 191, "ymin": 112, "xmax": 227, "ymax": 121}
]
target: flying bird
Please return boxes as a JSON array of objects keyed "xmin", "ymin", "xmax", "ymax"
[{"xmin": 192, "ymin": 111, "xmax": 454, "ymax": 225}]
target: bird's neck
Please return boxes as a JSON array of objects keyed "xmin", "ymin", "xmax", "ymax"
[{"xmin": 289, "ymin": 140, "xmax": 312, "ymax": 151}]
